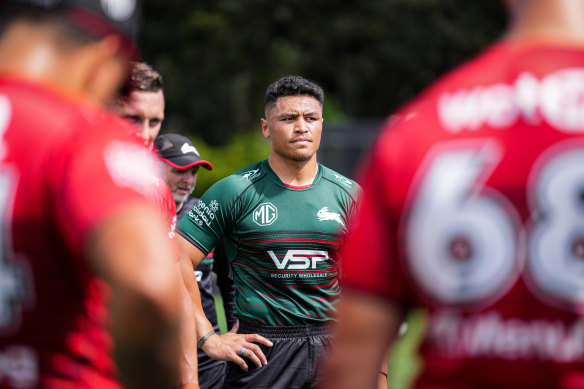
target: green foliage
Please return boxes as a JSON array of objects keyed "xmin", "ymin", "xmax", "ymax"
[
  {"xmin": 140, "ymin": 0, "xmax": 506, "ymax": 146},
  {"xmin": 184, "ymin": 130, "xmax": 270, "ymax": 198}
]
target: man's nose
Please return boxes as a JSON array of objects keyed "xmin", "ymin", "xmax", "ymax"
[
  {"xmin": 134, "ymin": 121, "xmax": 150, "ymax": 144},
  {"xmin": 295, "ymin": 118, "xmax": 309, "ymax": 133}
]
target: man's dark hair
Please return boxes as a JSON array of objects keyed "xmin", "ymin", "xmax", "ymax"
[
  {"xmin": 0, "ymin": 1, "xmax": 139, "ymax": 57},
  {"xmin": 264, "ymin": 75, "xmax": 324, "ymax": 112},
  {"xmin": 0, "ymin": 6, "xmax": 99, "ymax": 47},
  {"xmin": 118, "ymin": 61, "xmax": 163, "ymax": 99}
]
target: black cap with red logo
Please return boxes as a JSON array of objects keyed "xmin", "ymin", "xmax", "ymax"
[
  {"xmin": 1, "ymin": 0, "xmax": 141, "ymax": 59},
  {"xmin": 154, "ymin": 134, "xmax": 214, "ymax": 171}
]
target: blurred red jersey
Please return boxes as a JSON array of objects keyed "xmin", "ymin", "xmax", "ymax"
[
  {"xmin": 0, "ymin": 76, "xmax": 167, "ymax": 389},
  {"xmin": 342, "ymin": 42, "xmax": 584, "ymax": 389}
]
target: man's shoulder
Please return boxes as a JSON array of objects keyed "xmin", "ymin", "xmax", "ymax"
[
  {"xmin": 199, "ymin": 160, "xmax": 269, "ymax": 207},
  {"xmin": 232, "ymin": 160, "xmax": 268, "ymax": 183},
  {"xmin": 320, "ymin": 165, "xmax": 361, "ymax": 198},
  {"xmin": 212, "ymin": 160, "xmax": 268, "ymax": 191}
]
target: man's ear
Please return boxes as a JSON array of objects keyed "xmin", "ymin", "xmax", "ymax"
[
  {"xmin": 83, "ymin": 35, "xmax": 127, "ymax": 104},
  {"xmin": 261, "ymin": 118, "xmax": 270, "ymax": 138}
]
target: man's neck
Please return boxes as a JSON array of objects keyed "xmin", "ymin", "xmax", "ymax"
[
  {"xmin": 268, "ymin": 154, "xmax": 318, "ymax": 187},
  {"xmin": 176, "ymin": 201, "xmax": 183, "ymax": 214},
  {"xmin": 504, "ymin": 0, "xmax": 584, "ymax": 46}
]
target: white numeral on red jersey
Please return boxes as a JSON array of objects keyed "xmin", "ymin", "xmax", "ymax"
[
  {"xmin": 0, "ymin": 95, "xmax": 32, "ymax": 331},
  {"xmin": 0, "ymin": 95, "xmax": 10, "ymax": 161},
  {"xmin": 528, "ymin": 149, "xmax": 584, "ymax": 307},
  {"xmin": 405, "ymin": 140, "xmax": 584, "ymax": 312}
]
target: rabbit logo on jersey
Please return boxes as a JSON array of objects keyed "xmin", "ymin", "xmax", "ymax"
[{"xmin": 317, "ymin": 207, "xmax": 345, "ymax": 227}]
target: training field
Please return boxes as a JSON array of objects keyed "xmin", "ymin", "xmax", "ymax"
[{"xmin": 215, "ymin": 295, "xmax": 425, "ymax": 389}]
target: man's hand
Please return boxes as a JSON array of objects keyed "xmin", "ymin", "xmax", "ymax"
[{"xmin": 202, "ymin": 331, "xmax": 273, "ymax": 372}]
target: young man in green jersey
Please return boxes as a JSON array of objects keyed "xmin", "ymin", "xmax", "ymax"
[{"xmin": 176, "ymin": 75, "xmax": 360, "ymax": 389}]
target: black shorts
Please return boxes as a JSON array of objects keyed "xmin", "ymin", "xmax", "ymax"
[
  {"xmin": 198, "ymin": 361, "xmax": 226, "ymax": 389},
  {"xmin": 223, "ymin": 320, "xmax": 331, "ymax": 389}
]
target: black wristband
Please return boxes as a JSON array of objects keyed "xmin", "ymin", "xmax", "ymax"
[{"xmin": 197, "ymin": 330, "xmax": 216, "ymax": 350}]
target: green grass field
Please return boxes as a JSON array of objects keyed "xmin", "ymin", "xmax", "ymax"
[
  {"xmin": 387, "ymin": 309, "xmax": 426, "ymax": 389},
  {"xmin": 214, "ymin": 294, "xmax": 425, "ymax": 389}
]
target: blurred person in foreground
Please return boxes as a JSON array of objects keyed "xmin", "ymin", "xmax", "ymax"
[
  {"xmin": 177, "ymin": 75, "xmax": 360, "ymax": 389},
  {"xmin": 322, "ymin": 0, "xmax": 584, "ymax": 388},
  {"xmin": 0, "ymin": 1, "xmax": 182, "ymax": 388},
  {"xmin": 155, "ymin": 133, "xmax": 237, "ymax": 389}
]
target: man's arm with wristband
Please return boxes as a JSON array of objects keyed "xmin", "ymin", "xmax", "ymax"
[{"xmin": 176, "ymin": 234, "xmax": 273, "ymax": 374}]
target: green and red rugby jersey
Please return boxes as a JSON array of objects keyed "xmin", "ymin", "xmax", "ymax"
[{"xmin": 177, "ymin": 159, "xmax": 360, "ymax": 326}]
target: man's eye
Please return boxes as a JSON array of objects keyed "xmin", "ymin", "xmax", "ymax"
[
  {"xmin": 149, "ymin": 119, "xmax": 161, "ymax": 127},
  {"xmin": 125, "ymin": 115, "xmax": 141, "ymax": 124}
]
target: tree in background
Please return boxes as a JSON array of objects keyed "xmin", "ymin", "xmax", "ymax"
[{"xmin": 141, "ymin": 0, "xmax": 506, "ymax": 146}]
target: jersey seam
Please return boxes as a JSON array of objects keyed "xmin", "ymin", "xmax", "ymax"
[
  {"xmin": 176, "ymin": 229, "xmax": 210, "ymax": 256},
  {"xmin": 322, "ymin": 176, "xmax": 358, "ymax": 204}
]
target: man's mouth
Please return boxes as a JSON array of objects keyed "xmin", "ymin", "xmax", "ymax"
[{"xmin": 291, "ymin": 138, "xmax": 311, "ymax": 144}]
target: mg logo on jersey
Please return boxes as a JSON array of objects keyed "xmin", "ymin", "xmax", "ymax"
[
  {"xmin": 268, "ymin": 250, "xmax": 329, "ymax": 269},
  {"xmin": 253, "ymin": 203, "xmax": 278, "ymax": 226}
]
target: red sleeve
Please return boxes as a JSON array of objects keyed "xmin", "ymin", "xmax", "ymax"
[
  {"xmin": 51, "ymin": 117, "xmax": 159, "ymax": 256},
  {"xmin": 340, "ymin": 146, "xmax": 410, "ymax": 306}
]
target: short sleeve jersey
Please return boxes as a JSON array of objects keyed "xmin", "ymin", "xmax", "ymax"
[
  {"xmin": 342, "ymin": 43, "xmax": 584, "ymax": 388},
  {"xmin": 0, "ymin": 77, "xmax": 165, "ymax": 389},
  {"xmin": 178, "ymin": 159, "xmax": 360, "ymax": 326}
]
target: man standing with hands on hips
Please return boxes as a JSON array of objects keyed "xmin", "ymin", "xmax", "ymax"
[{"xmin": 176, "ymin": 75, "xmax": 360, "ymax": 389}]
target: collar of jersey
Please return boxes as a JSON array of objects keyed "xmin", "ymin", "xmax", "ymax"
[{"xmin": 261, "ymin": 159, "xmax": 323, "ymax": 190}]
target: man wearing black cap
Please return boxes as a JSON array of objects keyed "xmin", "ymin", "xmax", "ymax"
[
  {"xmin": 155, "ymin": 134, "xmax": 213, "ymax": 217},
  {"xmin": 0, "ymin": 1, "xmax": 181, "ymax": 388},
  {"xmin": 156, "ymin": 133, "xmax": 237, "ymax": 389}
]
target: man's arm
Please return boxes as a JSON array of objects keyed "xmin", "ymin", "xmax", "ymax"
[
  {"xmin": 178, "ymin": 263, "xmax": 199, "ymax": 388},
  {"xmin": 176, "ymin": 234, "xmax": 273, "ymax": 374},
  {"xmin": 321, "ymin": 290, "xmax": 404, "ymax": 389},
  {"xmin": 90, "ymin": 210, "xmax": 181, "ymax": 389},
  {"xmin": 377, "ymin": 349, "xmax": 389, "ymax": 389}
]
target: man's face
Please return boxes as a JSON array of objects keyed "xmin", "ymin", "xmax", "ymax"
[
  {"xmin": 261, "ymin": 95, "xmax": 323, "ymax": 163},
  {"xmin": 116, "ymin": 89, "xmax": 165, "ymax": 148},
  {"xmin": 160, "ymin": 163, "xmax": 199, "ymax": 205}
]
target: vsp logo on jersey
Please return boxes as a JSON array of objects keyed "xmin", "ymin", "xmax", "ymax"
[
  {"xmin": 253, "ymin": 203, "xmax": 278, "ymax": 226},
  {"xmin": 268, "ymin": 250, "xmax": 329, "ymax": 269}
]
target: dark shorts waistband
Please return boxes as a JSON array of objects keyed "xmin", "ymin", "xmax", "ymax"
[{"xmin": 238, "ymin": 320, "xmax": 331, "ymax": 338}]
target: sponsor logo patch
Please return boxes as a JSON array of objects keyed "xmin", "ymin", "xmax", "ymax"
[
  {"xmin": 268, "ymin": 250, "xmax": 329, "ymax": 270},
  {"xmin": 104, "ymin": 140, "xmax": 160, "ymax": 197},
  {"xmin": 188, "ymin": 199, "xmax": 219, "ymax": 228},
  {"xmin": 333, "ymin": 173, "xmax": 352, "ymax": 187},
  {"xmin": 253, "ymin": 203, "xmax": 278, "ymax": 226},
  {"xmin": 241, "ymin": 169, "xmax": 261, "ymax": 181}
]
